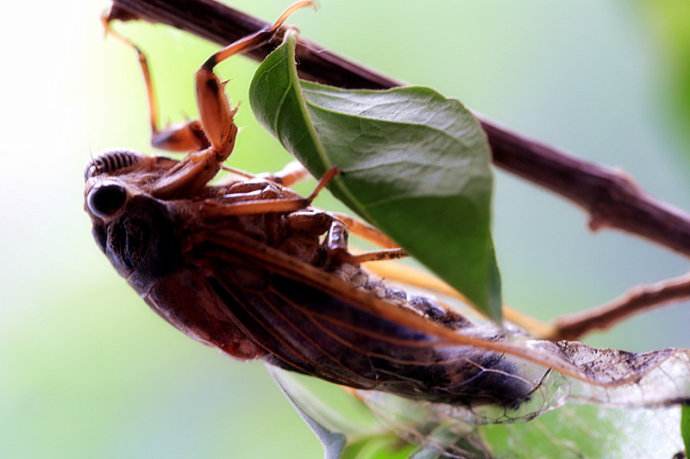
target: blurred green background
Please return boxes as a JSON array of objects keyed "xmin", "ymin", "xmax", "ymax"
[{"xmin": 1, "ymin": 0, "xmax": 689, "ymax": 457}]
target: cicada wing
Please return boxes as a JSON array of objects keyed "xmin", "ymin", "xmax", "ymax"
[
  {"xmin": 192, "ymin": 231, "xmax": 557, "ymax": 406},
  {"xmin": 268, "ymin": 366, "xmax": 380, "ymax": 439},
  {"xmin": 270, "ymin": 367, "xmax": 348, "ymax": 459},
  {"xmin": 269, "ymin": 366, "xmax": 493, "ymax": 459},
  {"xmin": 191, "ymin": 228, "xmax": 690, "ymax": 457},
  {"xmin": 193, "ymin": 228, "xmax": 690, "ymax": 405},
  {"xmin": 363, "ymin": 390, "xmax": 685, "ymax": 458},
  {"xmin": 271, "ymin": 366, "xmax": 685, "ymax": 459}
]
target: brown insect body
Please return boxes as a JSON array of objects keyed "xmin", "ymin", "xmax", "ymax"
[
  {"xmin": 85, "ymin": 153, "xmax": 535, "ymax": 407},
  {"xmin": 85, "ymin": 2, "xmax": 554, "ymax": 420}
]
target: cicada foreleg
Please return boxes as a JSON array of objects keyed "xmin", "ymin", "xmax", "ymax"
[
  {"xmin": 105, "ymin": 1, "xmax": 317, "ymax": 198},
  {"xmin": 229, "ymin": 162, "xmax": 407, "ymax": 262},
  {"xmin": 261, "ymin": 161, "xmax": 312, "ymax": 187},
  {"xmin": 199, "ymin": 166, "xmax": 338, "ymax": 217},
  {"xmin": 101, "ymin": 13, "xmax": 211, "ymax": 153}
]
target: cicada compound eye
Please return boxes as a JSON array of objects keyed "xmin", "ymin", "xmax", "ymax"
[{"xmin": 87, "ymin": 183, "xmax": 128, "ymax": 218}]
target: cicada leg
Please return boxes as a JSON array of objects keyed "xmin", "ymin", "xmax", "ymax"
[
  {"xmin": 216, "ymin": 161, "xmax": 311, "ymax": 191},
  {"xmin": 101, "ymin": 14, "xmax": 211, "ymax": 153},
  {"xmin": 326, "ymin": 211, "xmax": 553, "ymax": 336},
  {"xmin": 261, "ymin": 160, "xmax": 312, "ymax": 187},
  {"xmin": 199, "ymin": 167, "xmax": 338, "ymax": 217},
  {"xmin": 221, "ymin": 163, "xmax": 402, "ymax": 255},
  {"xmin": 230, "ymin": 161, "xmax": 403, "ymax": 256},
  {"xmin": 106, "ymin": 1, "xmax": 316, "ymax": 197},
  {"xmin": 346, "ymin": 249, "xmax": 408, "ymax": 264},
  {"xmin": 186, "ymin": 0, "xmax": 316, "ymax": 157}
]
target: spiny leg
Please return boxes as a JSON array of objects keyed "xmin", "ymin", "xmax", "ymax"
[
  {"xmin": 194, "ymin": 0, "xmax": 316, "ymax": 152},
  {"xmin": 347, "ymin": 249, "xmax": 408, "ymax": 264},
  {"xmin": 261, "ymin": 160, "xmax": 312, "ymax": 187},
  {"xmin": 216, "ymin": 161, "xmax": 311, "ymax": 193},
  {"xmin": 104, "ymin": 6, "xmax": 315, "ymax": 187},
  {"xmin": 149, "ymin": 0, "xmax": 316, "ymax": 197},
  {"xmin": 102, "ymin": 13, "xmax": 211, "ymax": 153},
  {"xmin": 200, "ymin": 166, "xmax": 338, "ymax": 217},
  {"xmin": 228, "ymin": 165, "xmax": 397, "ymax": 250}
]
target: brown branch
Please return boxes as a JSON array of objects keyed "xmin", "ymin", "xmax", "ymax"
[
  {"xmin": 109, "ymin": 0, "xmax": 690, "ymax": 259},
  {"xmin": 548, "ymin": 272, "xmax": 690, "ymax": 341}
]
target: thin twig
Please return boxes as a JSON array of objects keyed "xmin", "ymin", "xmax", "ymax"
[
  {"xmin": 109, "ymin": 0, "xmax": 690, "ymax": 260},
  {"xmin": 548, "ymin": 273, "xmax": 690, "ymax": 341}
]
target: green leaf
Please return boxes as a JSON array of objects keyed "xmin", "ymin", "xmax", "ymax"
[
  {"xmin": 249, "ymin": 32, "xmax": 502, "ymax": 320},
  {"xmin": 341, "ymin": 436, "xmax": 416, "ymax": 459},
  {"xmin": 682, "ymin": 404, "xmax": 690, "ymax": 456}
]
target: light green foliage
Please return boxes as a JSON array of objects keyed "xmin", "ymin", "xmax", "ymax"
[
  {"xmin": 341, "ymin": 436, "xmax": 416, "ymax": 459},
  {"xmin": 641, "ymin": 0, "xmax": 690, "ymax": 150},
  {"xmin": 682, "ymin": 405, "xmax": 690, "ymax": 457}
]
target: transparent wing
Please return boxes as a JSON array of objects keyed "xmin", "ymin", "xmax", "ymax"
[
  {"xmin": 196, "ymin": 227, "xmax": 690, "ymax": 407},
  {"xmin": 272, "ymin": 367, "xmax": 685, "ymax": 459},
  {"xmin": 359, "ymin": 387, "xmax": 685, "ymax": 458}
]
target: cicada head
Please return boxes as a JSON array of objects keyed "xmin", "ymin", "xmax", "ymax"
[
  {"xmin": 84, "ymin": 150, "xmax": 181, "ymax": 290},
  {"xmin": 84, "ymin": 151, "xmax": 263, "ymax": 359}
]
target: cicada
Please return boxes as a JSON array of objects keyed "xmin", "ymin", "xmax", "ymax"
[
  {"xmin": 86, "ymin": 0, "xmax": 537, "ymax": 408},
  {"xmin": 86, "ymin": 2, "xmax": 690, "ymax": 457}
]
